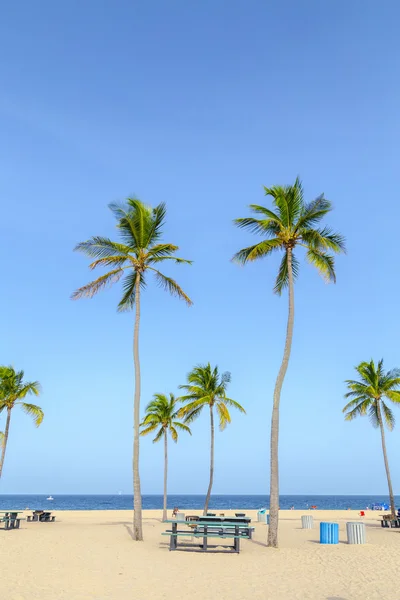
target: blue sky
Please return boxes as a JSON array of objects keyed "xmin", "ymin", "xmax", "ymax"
[{"xmin": 1, "ymin": 0, "xmax": 399, "ymax": 495}]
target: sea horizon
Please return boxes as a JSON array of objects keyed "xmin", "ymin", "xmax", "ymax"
[{"xmin": 0, "ymin": 494, "xmax": 396, "ymax": 511}]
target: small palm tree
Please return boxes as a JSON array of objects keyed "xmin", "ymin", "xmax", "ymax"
[
  {"xmin": 0, "ymin": 366, "xmax": 43, "ymax": 478},
  {"xmin": 140, "ymin": 393, "xmax": 191, "ymax": 521},
  {"xmin": 344, "ymin": 359, "xmax": 400, "ymax": 518},
  {"xmin": 72, "ymin": 198, "xmax": 192, "ymax": 541},
  {"xmin": 233, "ymin": 178, "xmax": 345, "ymax": 547},
  {"xmin": 179, "ymin": 363, "xmax": 245, "ymax": 515}
]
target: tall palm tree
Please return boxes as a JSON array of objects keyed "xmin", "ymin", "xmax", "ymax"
[
  {"xmin": 179, "ymin": 363, "xmax": 245, "ymax": 515},
  {"xmin": 233, "ymin": 178, "xmax": 345, "ymax": 547},
  {"xmin": 0, "ymin": 366, "xmax": 43, "ymax": 478},
  {"xmin": 344, "ymin": 359, "xmax": 400, "ymax": 518},
  {"xmin": 72, "ymin": 198, "xmax": 192, "ymax": 541},
  {"xmin": 140, "ymin": 393, "xmax": 191, "ymax": 521}
]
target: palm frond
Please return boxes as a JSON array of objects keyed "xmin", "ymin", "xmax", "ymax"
[
  {"xmin": 223, "ymin": 397, "xmax": 246, "ymax": 413},
  {"xmin": 305, "ymin": 248, "xmax": 336, "ymax": 283},
  {"xmin": 300, "ymin": 227, "xmax": 346, "ymax": 254},
  {"xmin": 274, "ymin": 251, "xmax": 299, "ymax": 295},
  {"xmin": 233, "ymin": 217, "xmax": 280, "ymax": 238},
  {"xmin": 72, "ymin": 269, "xmax": 124, "ymax": 300},
  {"xmin": 140, "ymin": 423, "xmax": 160, "ymax": 436},
  {"xmin": 295, "ymin": 195, "xmax": 332, "ymax": 230},
  {"xmin": 74, "ymin": 237, "xmax": 132, "ymax": 259},
  {"xmin": 150, "ymin": 269, "xmax": 192, "ymax": 306},
  {"xmin": 381, "ymin": 401, "xmax": 395, "ymax": 431},
  {"xmin": 20, "ymin": 403, "xmax": 44, "ymax": 427},
  {"xmin": 117, "ymin": 271, "xmax": 143, "ymax": 312},
  {"xmin": 232, "ymin": 238, "xmax": 282, "ymax": 265}
]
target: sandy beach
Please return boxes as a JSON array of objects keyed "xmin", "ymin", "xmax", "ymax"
[{"xmin": 0, "ymin": 509, "xmax": 397, "ymax": 599}]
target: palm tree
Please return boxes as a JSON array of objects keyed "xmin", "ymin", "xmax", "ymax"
[
  {"xmin": 179, "ymin": 363, "xmax": 245, "ymax": 515},
  {"xmin": 344, "ymin": 359, "xmax": 400, "ymax": 518},
  {"xmin": 140, "ymin": 393, "xmax": 191, "ymax": 521},
  {"xmin": 233, "ymin": 178, "xmax": 345, "ymax": 547},
  {"xmin": 72, "ymin": 198, "xmax": 192, "ymax": 541},
  {"xmin": 0, "ymin": 366, "xmax": 43, "ymax": 478}
]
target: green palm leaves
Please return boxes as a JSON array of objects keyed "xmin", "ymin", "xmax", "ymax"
[
  {"xmin": 344, "ymin": 360, "xmax": 400, "ymax": 429},
  {"xmin": 179, "ymin": 364, "xmax": 245, "ymax": 427},
  {"xmin": 0, "ymin": 366, "xmax": 43, "ymax": 478},
  {"xmin": 0, "ymin": 366, "xmax": 43, "ymax": 426},
  {"xmin": 140, "ymin": 394, "xmax": 191, "ymax": 442},
  {"xmin": 344, "ymin": 359, "xmax": 400, "ymax": 518},
  {"xmin": 233, "ymin": 177, "xmax": 345, "ymax": 294},
  {"xmin": 179, "ymin": 363, "xmax": 245, "ymax": 514},
  {"xmin": 72, "ymin": 198, "xmax": 193, "ymax": 309}
]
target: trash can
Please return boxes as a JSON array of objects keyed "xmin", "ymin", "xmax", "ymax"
[
  {"xmin": 346, "ymin": 522, "xmax": 366, "ymax": 544},
  {"xmin": 320, "ymin": 522, "xmax": 339, "ymax": 544},
  {"xmin": 257, "ymin": 509, "xmax": 267, "ymax": 523},
  {"xmin": 301, "ymin": 515, "xmax": 314, "ymax": 529},
  {"xmin": 175, "ymin": 512, "xmax": 185, "ymax": 521}
]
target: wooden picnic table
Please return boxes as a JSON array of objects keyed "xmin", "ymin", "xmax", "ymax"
[{"xmin": 163, "ymin": 518, "xmax": 254, "ymax": 553}]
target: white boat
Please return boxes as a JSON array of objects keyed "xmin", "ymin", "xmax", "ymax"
[{"xmin": 46, "ymin": 496, "xmax": 54, "ymax": 501}]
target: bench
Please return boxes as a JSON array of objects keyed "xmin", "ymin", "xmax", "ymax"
[{"xmin": 27, "ymin": 512, "xmax": 56, "ymax": 522}]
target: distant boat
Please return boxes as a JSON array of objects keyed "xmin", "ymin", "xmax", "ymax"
[
  {"xmin": 46, "ymin": 496, "xmax": 54, "ymax": 501},
  {"xmin": 118, "ymin": 491, "xmax": 122, "ymax": 495}
]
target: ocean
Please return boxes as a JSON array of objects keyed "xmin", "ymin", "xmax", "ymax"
[{"xmin": 0, "ymin": 494, "xmax": 396, "ymax": 511}]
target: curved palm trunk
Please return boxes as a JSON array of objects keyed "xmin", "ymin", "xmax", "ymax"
[
  {"xmin": 0, "ymin": 408, "xmax": 11, "ymax": 479},
  {"xmin": 377, "ymin": 401, "xmax": 396, "ymax": 519},
  {"xmin": 163, "ymin": 429, "xmax": 168, "ymax": 522},
  {"xmin": 203, "ymin": 405, "xmax": 215, "ymax": 516},
  {"xmin": 267, "ymin": 248, "xmax": 295, "ymax": 548},
  {"xmin": 133, "ymin": 271, "xmax": 143, "ymax": 541}
]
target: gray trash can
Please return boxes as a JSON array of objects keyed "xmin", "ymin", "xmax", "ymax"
[
  {"xmin": 346, "ymin": 522, "xmax": 366, "ymax": 544},
  {"xmin": 175, "ymin": 512, "xmax": 185, "ymax": 521},
  {"xmin": 301, "ymin": 515, "xmax": 314, "ymax": 529},
  {"xmin": 257, "ymin": 510, "xmax": 267, "ymax": 523}
]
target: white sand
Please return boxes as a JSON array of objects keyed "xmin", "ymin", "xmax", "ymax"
[{"xmin": 0, "ymin": 509, "xmax": 397, "ymax": 599}]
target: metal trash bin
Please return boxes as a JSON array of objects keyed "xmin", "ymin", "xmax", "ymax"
[
  {"xmin": 257, "ymin": 509, "xmax": 267, "ymax": 523},
  {"xmin": 175, "ymin": 512, "xmax": 185, "ymax": 521},
  {"xmin": 320, "ymin": 522, "xmax": 339, "ymax": 544},
  {"xmin": 301, "ymin": 515, "xmax": 314, "ymax": 529},
  {"xmin": 346, "ymin": 522, "xmax": 366, "ymax": 544}
]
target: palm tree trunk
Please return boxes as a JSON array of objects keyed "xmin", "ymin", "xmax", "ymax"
[
  {"xmin": 163, "ymin": 428, "xmax": 168, "ymax": 522},
  {"xmin": 203, "ymin": 405, "xmax": 215, "ymax": 516},
  {"xmin": 0, "ymin": 408, "xmax": 11, "ymax": 479},
  {"xmin": 377, "ymin": 401, "xmax": 396, "ymax": 519},
  {"xmin": 133, "ymin": 271, "xmax": 143, "ymax": 541},
  {"xmin": 267, "ymin": 248, "xmax": 295, "ymax": 548}
]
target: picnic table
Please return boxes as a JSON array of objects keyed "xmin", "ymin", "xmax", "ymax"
[
  {"xmin": 0, "ymin": 511, "xmax": 24, "ymax": 530},
  {"xmin": 163, "ymin": 517, "xmax": 254, "ymax": 553},
  {"xmin": 380, "ymin": 514, "xmax": 400, "ymax": 528},
  {"xmin": 27, "ymin": 511, "xmax": 56, "ymax": 522}
]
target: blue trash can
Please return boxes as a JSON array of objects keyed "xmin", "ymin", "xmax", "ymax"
[
  {"xmin": 320, "ymin": 522, "xmax": 339, "ymax": 544},
  {"xmin": 266, "ymin": 514, "xmax": 270, "ymax": 525}
]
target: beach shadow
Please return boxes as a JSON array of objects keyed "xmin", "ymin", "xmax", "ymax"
[
  {"xmin": 250, "ymin": 538, "xmax": 268, "ymax": 548},
  {"xmin": 123, "ymin": 524, "xmax": 135, "ymax": 540}
]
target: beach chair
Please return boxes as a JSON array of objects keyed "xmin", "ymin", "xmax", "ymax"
[{"xmin": 359, "ymin": 511, "xmax": 365, "ymax": 517}]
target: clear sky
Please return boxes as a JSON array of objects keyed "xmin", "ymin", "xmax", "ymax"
[{"xmin": 1, "ymin": 0, "xmax": 399, "ymax": 496}]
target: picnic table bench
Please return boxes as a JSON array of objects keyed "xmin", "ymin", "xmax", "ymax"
[
  {"xmin": 380, "ymin": 514, "xmax": 400, "ymax": 528},
  {"xmin": 0, "ymin": 511, "xmax": 24, "ymax": 530},
  {"xmin": 163, "ymin": 518, "xmax": 254, "ymax": 553},
  {"xmin": 27, "ymin": 511, "xmax": 56, "ymax": 522}
]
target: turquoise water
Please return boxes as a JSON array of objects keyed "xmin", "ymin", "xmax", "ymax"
[{"xmin": 0, "ymin": 494, "xmax": 396, "ymax": 510}]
